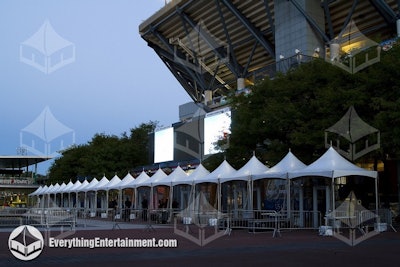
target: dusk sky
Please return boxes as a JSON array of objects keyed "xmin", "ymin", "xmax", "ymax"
[{"xmin": 0, "ymin": 1, "xmax": 192, "ymax": 173}]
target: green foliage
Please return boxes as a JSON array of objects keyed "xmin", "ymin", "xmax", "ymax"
[
  {"xmin": 47, "ymin": 121, "xmax": 157, "ymax": 184},
  {"xmin": 227, "ymin": 45, "xmax": 400, "ymax": 166}
]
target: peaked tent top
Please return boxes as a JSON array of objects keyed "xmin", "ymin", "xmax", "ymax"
[
  {"xmin": 253, "ymin": 150, "xmax": 307, "ymax": 180},
  {"xmin": 65, "ymin": 180, "xmax": 82, "ymax": 193},
  {"xmin": 141, "ymin": 168, "xmax": 168, "ymax": 187},
  {"xmin": 115, "ymin": 173, "xmax": 135, "ymax": 190},
  {"xmin": 29, "ymin": 186, "xmax": 43, "ymax": 196},
  {"xmin": 82, "ymin": 178, "xmax": 99, "ymax": 192},
  {"xmin": 48, "ymin": 183, "xmax": 60, "ymax": 194},
  {"xmin": 221, "ymin": 155, "xmax": 269, "ymax": 183},
  {"xmin": 187, "ymin": 164, "xmax": 210, "ymax": 182},
  {"xmin": 54, "ymin": 182, "xmax": 67, "ymax": 194},
  {"xmin": 194, "ymin": 160, "xmax": 236, "ymax": 184},
  {"xmin": 161, "ymin": 166, "xmax": 190, "ymax": 186},
  {"xmin": 288, "ymin": 147, "xmax": 377, "ymax": 179},
  {"xmin": 132, "ymin": 171, "xmax": 151, "ymax": 188},
  {"xmin": 102, "ymin": 174, "xmax": 122, "ymax": 191},
  {"xmin": 75, "ymin": 180, "xmax": 89, "ymax": 192},
  {"xmin": 90, "ymin": 176, "xmax": 110, "ymax": 191},
  {"xmin": 62, "ymin": 181, "xmax": 74, "ymax": 193}
]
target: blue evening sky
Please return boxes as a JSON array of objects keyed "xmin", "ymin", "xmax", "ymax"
[{"xmin": 0, "ymin": 1, "xmax": 192, "ymax": 174}]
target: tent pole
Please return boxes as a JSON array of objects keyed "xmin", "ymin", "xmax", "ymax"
[
  {"xmin": 218, "ymin": 180, "xmax": 221, "ymax": 212},
  {"xmin": 375, "ymin": 177, "xmax": 378, "ymax": 216},
  {"xmin": 248, "ymin": 177, "xmax": 253, "ymax": 211},
  {"xmin": 331, "ymin": 177, "xmax": 335, "ymax": 216},
  {"xmin": 287, "ymin": 176, "xmax": 291, "ymax": 220}
]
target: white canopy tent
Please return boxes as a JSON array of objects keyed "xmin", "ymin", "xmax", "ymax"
[
  {"xmin": 129, "ymin": 170, "xmax": 150, "ymax": 209},
  {"xmin": 75, "ymin": 180, "xmax": 89, "ymax": 192},
  {"xmin": 82, "ymin": 178, "xmax": 99, "ymax": 193},
  {"xmin": 186, "ymin": 164, "xmax": 210, "ymax": 182},
  {"xmin": 82, "ymin": 178, "xmax": 99, "ymax": 212},
  {"xmin": 145, "ymin": 168, "xmax": 168, "ymax": 209},
  {"xmin": 193, "ymin": 160, "xmax": 236, "ymax": 211},
  {"xmin": 65, "ymin": 180, "xmax": 81, "ymax": 208},
  {"xmin": 115, "ymin": 173, "xmax": 135, "ymax": 190},
  {"xmin": 220, "ymin": 155, "xmax": 268, "ymax": 211},
  {"xmin": 253, "ymin": 150, "xmax": 307, "ymax": 214},
  {"xmin": 89, "ymin": 176, "xmax": 110, "ymax": 211},
  {"xmin": 29, "ymin": 185, "xmax": 43, "ymax": 197},
  {"xmin": 55, "ymin": 182, "xmax": 67, "ymax": 195},
  {"xmin": 115, "ymin": 173, "xmax": 136, "ymax": 211},
  {"xmin": 222, "ymin": 155, "xmax": 269, "ymax": 183},
  {"xmin": 74, "ymin": 180, "xmax": 89, "ymax": 208},
  {"xmin": 159, "ymin": 166, "xmax": 189, "ymax": 210},
  {"xmin": 101, "ymin": 174, "xmax": 122, "ymax": 209},
  {"xmin": 288, "ymin": 146, "xmax": 378, "ymax": 219},
  {"xmin": 254, "ymin": 150, "xmax": 307, "ymax": 180}
]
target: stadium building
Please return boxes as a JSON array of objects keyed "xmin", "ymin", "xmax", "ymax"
[{"xmin": 139, "ymin": 0, "xmax": 400, "ymax": 213}]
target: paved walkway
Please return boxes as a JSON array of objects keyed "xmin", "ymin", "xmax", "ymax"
[{"xmin": 1, "ymin": 220, "xmax": 399, "ymax": 267}]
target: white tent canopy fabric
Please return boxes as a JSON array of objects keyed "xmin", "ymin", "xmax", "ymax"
[
  {"xmin": 115, "ymin": 173, "xmax": 135, "ymax": 190},
  {"xmin": 55, "ymin": 182, "xmax": 67, "ymax": 194},
  {"xmin": 31, "ymin": 147, "xmax": 379, "ymax": 216},
  {"xmin": 254, "ymin": 150, "xmax": 307, "ymax": 180},
  {"xmin": 29, "ymin": 186, "xmax": 43, "ymax": 196},
  {"xmin": 186, "ymin": 164, "xmax": 210, "ymax": 183},
  {"xmin": 82, "ymin": 178, "xmax": 99, "ymax": 192},
  {"xmin": 63, "ymin": 181, "xmax": 75, "ymax": 193},
  {"xmin": 288, "ymin": 146, "xmax": 377, "ymax": 179},
  {"xmin": 90, "ymin": 176, "xmax": 110, "ymax": 191},
  {"xmin": 222, "ymin": 155, "xmax": 269, "ymax": 183},
  {"xmin": 162, "ymin": 166, "xmax": 190, "ymax": 186},
  {"xmin": 75, "ymin": 180, "xmax": 89, "ymax": 192},
  {"xmin": 65, "ymin": 180, "xmax": 82, "ymax": 193},
  {"xmin": 130, "ymin": 171, "xmax": 150, "ymax": 188},
  {"xmin": 142, "ymin": 168, "xmax": 168, "ymax": 187},
  {"xmin": 48, "ymin": 183, "xmax": 60, "ymax": 194},
  {"xmin": 194, "ymin": 160, "xmax": 236, "ymax": 184},
  {"xmin": 102, "ymin": 174, "xmax": 122, "ymax": 191}
]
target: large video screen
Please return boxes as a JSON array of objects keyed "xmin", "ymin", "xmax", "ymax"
[
  {"xmin": 154, "ymin": 127, "xmax": 174, "ymax": 163},
  {"xmin": 204, "ymin": 108, "xmax": 231, "ymax": 155}
]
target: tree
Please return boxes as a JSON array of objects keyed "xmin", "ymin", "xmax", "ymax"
[
  {"xmin": 47, "ymin": 121, "xmax": 157, "ymax": 184},
  {"xmin": 226, "ymin": 45, "xmax": 400, "ymax": 167}
]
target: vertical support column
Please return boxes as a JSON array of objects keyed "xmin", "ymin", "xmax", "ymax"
[
  {"xmin": 312, "ymin": 186, "xmax": 318, "ymax": 228},
  {"xmin": 299, "ymin": 185, "xmax": 304, "ymax": 227},
  {"xmin": 237, "ymin": 77, "xmax": 245, "ymax": 90},
  {"xmin": 204, "ymin": 90, "xmax": 212, "ymax": 106}
]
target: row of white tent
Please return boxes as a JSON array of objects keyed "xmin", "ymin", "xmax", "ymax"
[{"xmin": 30, "ymin": 147, "xmax": 378, "ymax": 206}]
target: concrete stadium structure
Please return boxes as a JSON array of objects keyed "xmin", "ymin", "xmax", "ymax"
[{"xmin": 139, "ymin": 0, "xmax": 399, "ymax": 109}]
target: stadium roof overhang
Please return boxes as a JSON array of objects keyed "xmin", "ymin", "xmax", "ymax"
[
  {"xmin": 139, "ymin": 0, "xmax": 398, "ymax": 104},
  {"xmin": 0, "ymin": 156, "xmax": 52, "ymax": 170}
]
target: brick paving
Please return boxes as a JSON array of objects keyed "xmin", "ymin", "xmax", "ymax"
[{"xmin": 1, "ymin": 223, "xmax": 399, "ymax": 267}]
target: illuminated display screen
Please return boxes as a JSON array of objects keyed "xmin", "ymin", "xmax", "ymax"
[
  {"xmin": 203, "ymin": 108, "xmax": 231, "ymax": 155},
  {"xmin": 154, "ymin": 127, "xmax": 174, "ymax": 163}
]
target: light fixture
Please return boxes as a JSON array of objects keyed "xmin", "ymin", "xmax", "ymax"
[
  {"xmin": 295, "ymin": 49, "xmax": 300, "ymax": 54},
  {"xmin": 279, "ymin": 54, "xmax": 285, "ymax": 60}
]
